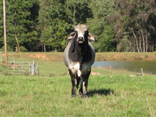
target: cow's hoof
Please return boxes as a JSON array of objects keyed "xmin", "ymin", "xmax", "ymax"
[
  {"xmin": 79, "ymin": 91, "xmax": 83, "ymax": 96},
  {"xmin": 83, "ymin": 94, "xmax": 88, "ymax": 99},
  {"xmin": 71, "ymin": 94, "xmax": 76, "ymax": 98}
]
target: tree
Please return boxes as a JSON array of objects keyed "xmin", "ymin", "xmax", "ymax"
[
  {"xmin": 0, "ymin": 0, "xmax": 39, "ymax": 51},
  {"xmin": 87, "ymin": 0, "xmax": 116, "ymax": 52},
  {"xmin": 38, "ymin": 0, "xmax": 93, "ymax": 52},
  {"xmin": 114, "ymin": 0, "xmax": 156, "ymax": 52}
]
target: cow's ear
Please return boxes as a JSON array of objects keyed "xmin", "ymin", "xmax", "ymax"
[
  {"xmin": 66, "ymin": 32, "xmax": 75, "ymax": 40},
  {"xmin": 88, "ymin": 33, "xmax": 96, "ymax": 42}
]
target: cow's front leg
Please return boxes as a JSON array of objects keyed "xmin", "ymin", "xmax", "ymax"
[
  {"xmin": 69, "ymin": 69, "xmax": 76, "ymax": 97},
  {"xmin": 76, "ymin": 75, "xmax": 80, "ymax": 89},
  {"xmin": 79, "ymin": 78, "xmax": 83, "ymax": 96},
  {"xmin": 83, "ymin": 70, "xmax": 91, "ymax": 98},
  {"xmin": 83, "ymin": 79, "xmax": 88, "ymax": 98}
]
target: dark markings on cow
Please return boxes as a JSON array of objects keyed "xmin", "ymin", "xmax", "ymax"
[{"xmin": 63, "ymin": 24, "xmax": 96, "ymax": 98}]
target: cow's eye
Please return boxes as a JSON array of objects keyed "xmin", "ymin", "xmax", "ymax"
[{"xmin": 84, "ymin": 31, "xmax": 88, "ymax": 35}]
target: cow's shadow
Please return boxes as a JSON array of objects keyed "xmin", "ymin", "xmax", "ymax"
[{"xmin": 88, "ymin": 88, "xmax": 114, "ymax": 97}]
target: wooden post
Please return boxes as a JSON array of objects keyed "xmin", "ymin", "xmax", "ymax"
[
  {"xmin": 141, "ymin": 68, "xmax": 144, "ymax": 76},
  {"xmin": 37, "ymin": 63, "xmax": 39, "ymax": 76},
  {"xmin": 3, "ymin": 0, "xmax": 8, "ymax": 65},
  {"xmin": 34, "ymin": 62, "xmax": 36, "ymax": 75},
  {"xmin": 31, "ymin": 61, "xmax": 35, "ymax": 75},
  {"xmin": 13, "ymin": 58, "xmax": 15, "ymax": 70},
  {"xmin": 110, "ymin": 66, "xmax": 112, "ymax": 78},
  {"xmin": 36, "ymin": 63, "xmax": 39, "ymax": 75},
  {"xmin": 29, "ymin": 62, "xmax": 31, "ymax": 75},
  {"xmin": 21, "ymin": 59, "xmax": 23, "ymax": 73}
]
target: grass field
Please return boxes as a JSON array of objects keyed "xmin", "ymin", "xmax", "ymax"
[{"xmin": 0, "ymin": 52, "xmax": 156, "ymax": 116}]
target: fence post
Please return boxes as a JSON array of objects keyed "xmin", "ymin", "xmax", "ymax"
[
  {"xmin": 29, "ymin": 62, "xmax": 31, "ymax": 75},
  {"xmin": 0, "ymin": 52, "xmax": 2, "ymax": 63},
  {"xmin": 141, "ymin": 68, "xmax": 144, "ymax": 76},
  {"xmin": 21, "ymin": 59, "xmax": 23, "ymax": 73},
  {"xmin": 34, "ymin": 62, "xmax": 36, "ymax": 75},
  {"xmin": 110, "ymin": 66, "xmax": 112, "ymax": 78},
  {"xmin": 36, "ymin": 63, "xmax": 39, "ymax": 75},
  {"xmin": 13, "ymin": 58, "xmax": 15, "ymax": 70},
  {"xmin": 31, "ymin": 61, "xmax": 35, "ymax": 75}
]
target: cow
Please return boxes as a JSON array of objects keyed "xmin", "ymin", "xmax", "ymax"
[{"xmin": 63, "ymin": 24, "xmax": 96, "ymax": 98}]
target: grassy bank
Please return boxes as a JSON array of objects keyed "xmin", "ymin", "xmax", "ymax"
[
  {"xmin": 0, "ymin": 53, "xmax": 156, "ymax": 116},
  {"xmin": 3, "ymin": 52, "xmax": 156, "ymax": 62},
  {"xmin": 96, "ymin": 52, "xmax": 156, "ymax": 61}
]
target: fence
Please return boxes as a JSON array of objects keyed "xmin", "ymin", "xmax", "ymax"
[
  {"xmin": 0, "ymin": 52, "xmax": 38, "ymax": 75},
  {"xmin": 6, "ymin": 58, "xmax": 39, "ymax": 75}
]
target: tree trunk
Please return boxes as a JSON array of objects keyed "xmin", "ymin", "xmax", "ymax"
[
  {"xmin": 139, "ymin": 37, "xmax": 142, "ymax": 52},
  {"xmin": 141, "ymin": 30, "xmax": 145, "ymax": 52},
  {"xmin": 139, "ymin": 32, "xmax": 142, "ymax": 52},
  {"xmin": 132, "ymin": 30, "xmax": 140, "ymax": 52},
  {"xmin": 16, "ymin": 44, "xmax": 18, "ymax": 53},
  {"xmin": 44, "ymin": 42, "xmax": 46, "ymax": 52},
  {"xmin": 145, "ymin": 34, "xmax": 148, "ymax": 52},
  {"xmin": 55, "ymin": 48, "xmax": 57, "ymax": 52}
]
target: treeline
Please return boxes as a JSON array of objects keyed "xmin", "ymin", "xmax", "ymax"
[{"xmin": 0, "ymin": 0, "xmax": 156, "ymax": 52}]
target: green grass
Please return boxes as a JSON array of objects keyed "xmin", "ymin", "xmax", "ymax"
[
  {"xmin": 0, "ymin": 53, "xmax": 156, "ymax": 116},
  {"xmin": 0, "ymin": 74, "xmax": 156, "ymax": 116}
]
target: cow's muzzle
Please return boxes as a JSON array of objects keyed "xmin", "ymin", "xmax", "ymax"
[{"xmin": 77, "ymin": 37, "xmax": 84, "ymax": 43}]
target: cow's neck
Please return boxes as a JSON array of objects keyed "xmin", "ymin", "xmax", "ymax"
[
  {"xmin": 75, "ymin": 41, "xmax": 88, "ymax": 63},
  {"xmin": 69, "ymin": 39, "xmax": 88, "ymax": 63},
  {"xmin": 76, "ymin": 44, "xmax": 85, "ymax": 55}
]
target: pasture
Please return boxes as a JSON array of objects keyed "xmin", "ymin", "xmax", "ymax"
[{"xmin": 0, "ymin": 52, "xmax": 156, "ymax": 116}]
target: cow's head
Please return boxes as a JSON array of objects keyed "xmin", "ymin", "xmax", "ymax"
[{"xmin": 66, "ymin": 24, "xmax": 96, "ymax": 43}]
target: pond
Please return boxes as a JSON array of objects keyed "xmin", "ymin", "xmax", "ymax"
[{"xmin": 93, "ymin": 61, "xmax": 156, "ymax": 74}]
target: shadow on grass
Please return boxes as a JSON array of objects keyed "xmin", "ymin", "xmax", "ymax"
[{"xmin": 88, "ymin": 88, "xmax": 114, "ymax": 97}]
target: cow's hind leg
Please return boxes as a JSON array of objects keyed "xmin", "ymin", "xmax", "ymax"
[{"xmin": 69, "ymin": 69, "xmax": 76, "ymax": 97}]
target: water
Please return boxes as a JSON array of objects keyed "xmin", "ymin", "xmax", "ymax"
[{"xmin": 93, "ymin": 61, "xmax": 156, "ymax": 74}]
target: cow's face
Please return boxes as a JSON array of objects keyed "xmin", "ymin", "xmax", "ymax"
[
  {"xmin": 73, "ymin": 24, "xmax": 89, "ymax": 43},
  {"xmin": 66, "ymin": 24, "xmax": 96, "ymax": 43}
]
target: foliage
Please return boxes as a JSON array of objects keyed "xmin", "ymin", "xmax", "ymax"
[
  {"xmin": 1, "ymin": 0, "xmax": 156, "ymax": 52},
  {"xmin": 37, "ymin": 0, "xmax": 93, "ymax": 51},
  {"xmin": 87, "ymin": 0, "xmax": 116, "ymax": 52},
  {"xmin": 114, "ymin": 0, "xmax": 156, "ymax": 52},
  {"xmin": 0, "ymin": 0, "xmax": 39, "ymax": 51}
]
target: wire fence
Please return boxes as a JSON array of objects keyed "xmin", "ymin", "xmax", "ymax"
[
  {"xmin": 1, "ymin": 52, "xmax": 39, "ymax": 75},
  {"xmin": 6, "ymin": 60, "xmax": 39, "ymax": 75}
]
